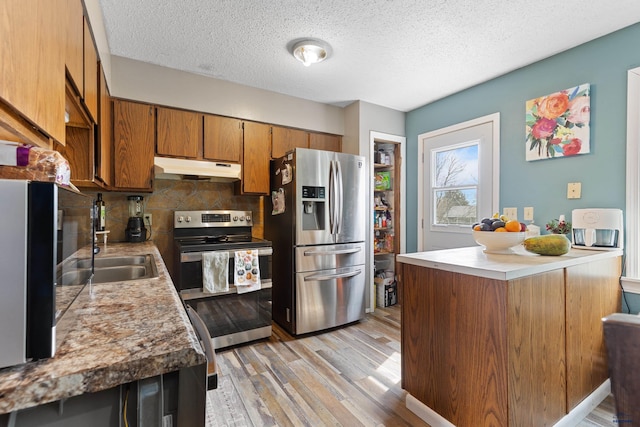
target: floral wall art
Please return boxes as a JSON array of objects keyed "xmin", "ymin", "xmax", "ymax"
[{"xmin": 525, "ymin": 83, "xmax": 591, "ymax": 161}]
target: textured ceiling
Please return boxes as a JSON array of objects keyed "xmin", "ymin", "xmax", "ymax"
[{"xmin": 98, "ymin": 0, "xmax": 640, "ymax": 112}]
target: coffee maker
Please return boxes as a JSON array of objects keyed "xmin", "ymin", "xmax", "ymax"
[{"xmin": 125, "ymin": 195, "xmax": 147, "ymax": 243}]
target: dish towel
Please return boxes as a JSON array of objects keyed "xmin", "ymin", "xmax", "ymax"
[
  {"xmin": 234, "ymin": 250, "xmax": 261, "ymax": 294},
  {"xmin": 202, "ymin": 251, "xmax": 229, "ymax": 293}
]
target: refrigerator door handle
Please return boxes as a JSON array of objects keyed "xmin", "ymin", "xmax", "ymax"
[
  {"xmin": 303, "ymin": 269, "xmax": 362, "ymax": 282},
  {"xmin": 335, "ymin": 159, "xmax": 344, "ymax": 235},
  {"xmin": 303, "ymin": 247, "xmax": 362, "ymax": 256},
  {"xmin": 329, "ymin": 160, "xmax": 338, "ymax": 235}
]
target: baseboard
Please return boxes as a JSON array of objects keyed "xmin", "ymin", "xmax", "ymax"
[
  {"xmin": 405, "ymin": 394, "xmax": 455, "ymax": 427},
  {"xmin": 553, "ymin": 380, "xmax": 611, "ymax": 427},
  {"xmin": 405, "ymin": 379, "xmax": 610, "ymax": 427}
]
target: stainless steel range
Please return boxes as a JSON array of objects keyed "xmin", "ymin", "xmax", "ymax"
[{"xmin": 173, "ymin": 210, "xmax": 272, "ymax": 349}]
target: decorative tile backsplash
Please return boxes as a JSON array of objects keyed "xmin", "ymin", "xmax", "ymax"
[{"xmin": 86, "ymin": 179, "xmax": 263, "ymax": 280}]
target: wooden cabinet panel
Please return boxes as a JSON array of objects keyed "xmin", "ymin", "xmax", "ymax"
[
  {"xmin": 271, "ymin": 126, "xmax": 309, "ymax": 158},
  {"xmin": 60, "ymin": 124, "xmax": 94, "ymax": 184},
  {"xmin": 203, "ymin": 115, "xmax": 242, "ymax": 163},
  {"xmin": 401, "ymin": 265, "xmax": 508, "ymax": 426},
  {"xmin": 83, "ymin": 18, "xmax": 98, "ymax": 123},
  {"xmin": 57, "ymin": 80, "xmax": 97, "ymax": 188},
  {"xmin": 113, "ymin": 100, "xmax": 155, "ymax": 190},
  {"xmin": 241, "ymin": 121, "xmax": 271, "ymax": 194},
  {"xmin": 309, "ymin": 132, "xmax": 341, "ymax": 152},
  {"xmin": 507, "ymin": 271, "xmax": 566, "ymax": 425},
  {"xmin": 156, "ymin": 107, "xmax": 202, "ymax": 158},
  {"xmin": 0, "ymin": 0, "xmax": 66, "ymax": 144},
  {"xmin": 401, "ymin": 255, "xmax": 622, "ymax": 426},
  {"xmin": 65, "ymin": 0, "xmax": 84, "ymax": 95},
  {"xmin": 96, "ymin": 65, "xmax": 112, "ymax": 187},
  {"xmin": 565, "ymin": 257, "xmax": 621, "ymax": 409}
]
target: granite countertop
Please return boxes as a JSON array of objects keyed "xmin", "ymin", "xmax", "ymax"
[
  {"xmin": 0, "ymin": 241, "xmax": 206, "ymax": 414},
  {"xmin": 397, "ymin": 245, "xmax": 623, "ymax": 280}
]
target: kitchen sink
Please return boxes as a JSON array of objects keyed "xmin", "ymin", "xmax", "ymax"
[{"xmin": 58, "ymin": 254, "xmax": 158, "ymax": 285}]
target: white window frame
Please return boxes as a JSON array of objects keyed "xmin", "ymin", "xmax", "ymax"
[
  {"xmin": 430, "ymin": 140, "xmax": 480, "ymax": 231},
  {"xmin": 417, "ymin": 113, "xmax": 500, "ymax": 251},
  {"xmin": 622, "ymin": 66, "xmax": 640, "ymax": 293}
]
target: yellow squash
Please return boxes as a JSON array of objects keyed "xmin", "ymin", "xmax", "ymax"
[{"xmin": 523, "ymin": 234, "xmax": 571, "ymax": 256}]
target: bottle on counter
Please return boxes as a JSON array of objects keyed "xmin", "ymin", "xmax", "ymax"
[{"xmin": 96, "ymin": 193, "xmax": 106, "ymax": 231}]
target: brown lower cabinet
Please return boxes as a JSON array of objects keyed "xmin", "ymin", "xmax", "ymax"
[
  {"xmin": 113, "ymin": 100, "xmax": 155, "ymax": 190},
  {"xmin": 400, "ymin": 255, "xmax": 621, "ymax": 426}
]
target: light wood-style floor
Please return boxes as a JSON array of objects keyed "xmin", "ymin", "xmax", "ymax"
[{"xmin": 206, "ymin": 305, "xmax": 617, "ymax": 427}]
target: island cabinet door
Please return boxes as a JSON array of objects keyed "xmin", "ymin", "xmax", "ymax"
[
  {"xmin": 565, "ymin": 256, "xmax": 622, "ymax": 410},
  {"xmin": 401, "ymin": 264, "xmax": 509, "ymax": 427},
  {"xmin": 507, "ymin": 269, "xmax": 567, "ymax": 426}
]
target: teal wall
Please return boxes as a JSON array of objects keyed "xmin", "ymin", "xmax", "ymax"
[
  {"xmin": 406, "ymin": 23, "xmax": 640, "ymax": 311},
  {"xmin": 406, "ymin": 23, "xmax": 640, "ymax": 253}
]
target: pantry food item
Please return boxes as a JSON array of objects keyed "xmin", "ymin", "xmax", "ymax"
[
  {"xmin": 0, "ymin": 142, "xmax": 71, "ymax": 185},
  {"xmin": 523, "ymin": 234, "xmax": 571, "ymax": 256}
]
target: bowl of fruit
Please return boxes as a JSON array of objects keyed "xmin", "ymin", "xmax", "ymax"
[{"xmin": 472, "ymin": 215, "xmax": 526, "ymax": 254}]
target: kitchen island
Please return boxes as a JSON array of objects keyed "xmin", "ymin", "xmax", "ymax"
[
  {"xmin": 0, "ymin": 242, "xmax": 206, "ymax": 426},
  {"xmin": 397, "ymin": 245, "xmax": 622, "ymax": 427}
]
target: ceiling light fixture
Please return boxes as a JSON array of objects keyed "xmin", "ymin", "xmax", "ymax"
[{"xmin": 292, "ymin": 39, "xmax": 330, "ymax": 67}]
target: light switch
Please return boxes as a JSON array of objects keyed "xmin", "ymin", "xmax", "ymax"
[
  {"xmin": 503, "ymin": 207, "xmax": 518, "ymax": 220},
  {"xmin": 524, "ymin": 207, "xmax": 534, "ymax": 221},
  {"xmin": 567, "ymin": 182, "xmax": 582, "ymax": 199}
]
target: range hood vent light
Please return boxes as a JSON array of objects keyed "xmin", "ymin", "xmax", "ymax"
[{"xmin": 154, "ymin": 157, "xmax": 241, "ymax": 182}]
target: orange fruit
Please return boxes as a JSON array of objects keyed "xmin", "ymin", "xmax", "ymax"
[
  {"xmin": 473, "ymin": 224, "xmax": 482, "ymax": 231},
  {"xmin": 494, "ymin": 227, "xmax": 507, "ymax": 232},
  {"xmin": 505, "ymin": 219, "xmax": 521, "ymax": 232}
]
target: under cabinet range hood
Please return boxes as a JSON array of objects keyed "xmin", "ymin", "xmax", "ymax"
[{"xmin": 154, "ymin": 156, "xmax": 241, "ymax": 182}]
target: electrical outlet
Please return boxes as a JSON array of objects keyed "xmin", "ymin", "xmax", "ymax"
[
  {"xmin": 144, "ymin": 214, "xmax": 152, "ymax": 225},
  {"xmin": 524, "ymin": 207, "xmax": 534, "ymax": 221},
  {"xmin": 503, "ymin": 207, "xmax": 518, "ymax": 220},
  {"xmin": 567, "ymin": 182, "xmax": 582, "ymax": 199}
]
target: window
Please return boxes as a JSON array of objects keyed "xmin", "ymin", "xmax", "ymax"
[{"xmin": 432, "ymin": 143, "xmax": 478, "ymax": 227}]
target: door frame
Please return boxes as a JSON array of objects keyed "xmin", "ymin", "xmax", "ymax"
[
  {"xmin": 622, "ymin": 66, "xmax": 640, "ymax": 292},
  {"xmin": 417, "ymin": 113, "xmax": 500, "ymax": 251}
]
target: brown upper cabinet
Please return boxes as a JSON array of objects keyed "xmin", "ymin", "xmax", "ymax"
[
  {"xmin": 0, "ymin": 0, "xmax": 66, "ymax": 146},
  {"xmin": 82, "ymin": 17, "xmax": 98, "ymax": 123},
  {"xmin": 203, "ymin": 115, "xmax": 242, "ymax": 163},
  {"xmin": 113, "ymin": 100, "xmax": 155, "ymax": 190},
  {"xmin": 65, "ymin": 0, "xmax": 84, "ymax": 97},
  {"xmin": 310, "ymin": 133, "xmax": 342, "ymax": 152},
  {"xmin": 156, "ymin": 107, "xmax": 202, "ymax": 158},
  {"xmin": 96, "ymin": 65, "xmax": 112, "ymax": 187},
  {"xmin": 240, "ymin": 121, "xmax": 271, "ymax": 195},
  {"xmin": 271, "ymin": 126, "xmax": 309, "ymax": 158}
]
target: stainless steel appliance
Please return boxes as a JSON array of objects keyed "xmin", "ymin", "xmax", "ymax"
[
  {"xmin": 265, "ymin": 148, "xmax": 367, "ymax": 335},
  {"xmin": 572, "ymin": 208, "xmax": 623, "ymax": 250},
  {"xmin": 173, "ymin": 210, "xmax": 273, "ymax": 349},
  {"xmin": 0, "ymin": 179, "xmax": 94, "ymax": 368}
]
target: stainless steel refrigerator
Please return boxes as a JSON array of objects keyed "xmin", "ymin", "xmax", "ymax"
[{"xmin": 266, "ymin": 148, "xmax": 367, "ymax": 335}]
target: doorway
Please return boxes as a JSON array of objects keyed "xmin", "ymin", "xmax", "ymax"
[{"xmin": 418, "ymin": 113, "xmax": 500, "ymax": 251}]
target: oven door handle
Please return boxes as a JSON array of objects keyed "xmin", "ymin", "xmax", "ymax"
[
  {"xmin": 304, "ymin": 269, "xmax": 362, "ymax": 282},
  {"xmin": 303, "ymin": 247, "xmax": 362, "ymax": 256},
  {"xmin": 181, "ymin": 247, "xmax": 273, "ymax": 262},
  {"xmin": 185, "ymin": 306, "xmax": 217, "ymax": 389}
]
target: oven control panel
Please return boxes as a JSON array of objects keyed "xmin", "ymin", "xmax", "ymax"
[{"xmin": 174, "ymin": 210, "xmax": 253, "ymax": 228}]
